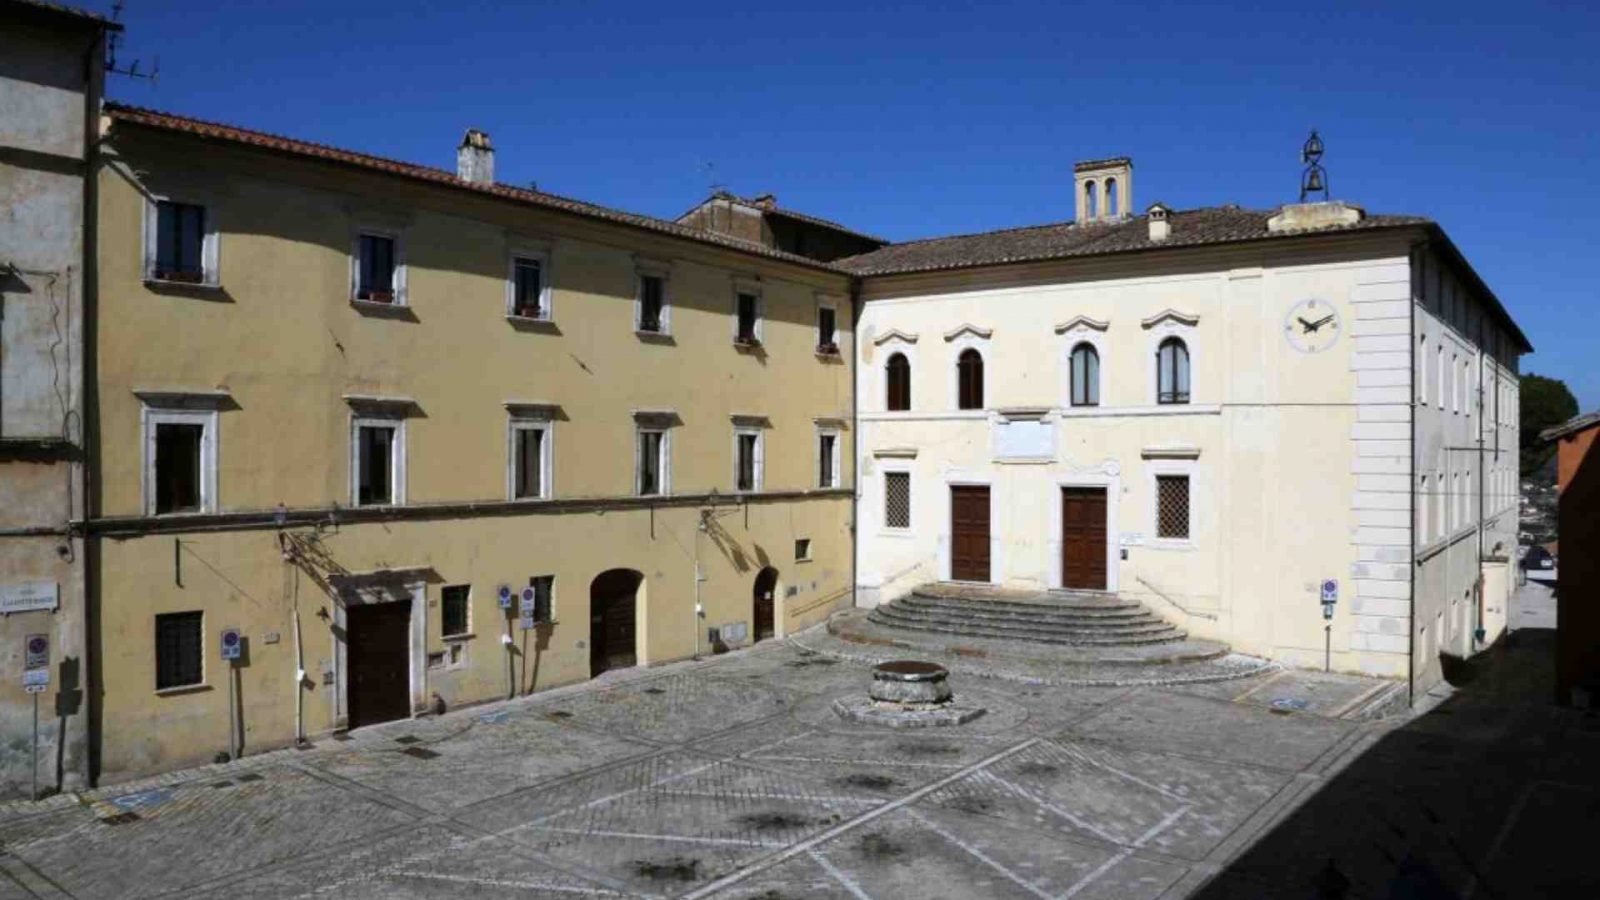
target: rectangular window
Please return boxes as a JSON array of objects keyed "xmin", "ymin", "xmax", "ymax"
[
  {"xmin": 1418, "ymin": 476, "xmax": 1429, "ymax": 543},
  {"xmin": 511, "ymin": 257, "xmax": 546, "ymax": 319},
  {"xmin": 818, "ymin": 432, "xmax": 838, "ymax": 488},
  {"xmin": 735, "ymin": 430, "xmax": 761, "ymax": 492},
  {"xmin": 356, "ymin": 233, "xmax": 397, "ymax": 302},
  {"xmin": 1155, "ymin": 475, "xmax": 1191, "ymax": 540},
  {"xmin": 736, "ymin": 292, "xmax": 760, "ymax": 344},
  {"xmin": 356, "ymin": 423, "xmax": 397, "ymax": 505},
  {"xmin": 154, "ymin": 422, "xmax": 204, "ymax": 514},
  {"xmin": 155, "ymin": 201, "xmax": 206, "ymax": 282},
  {"xmin": 512, "ymin": 425, "xmax": 546, "ymax": 499},
  {"xmin": 155, "ymin": 611, "xmax": 203, "ymax": 690},
  {"xmin": 795, "ymin": 538, "xmax": 812, "ymax": 561},
  {"xmin": 441, "ymin": 585, "xmax": 470, "ymax": 638},
  {"xmin": 530, "ymin": 575, "xmax": 554, "ymax": 622},
  {"xmin": 638, "ymin": 274, "xmax": 666, "ymax": 333},
  {"xmin": 817, "ymin": 306, "xmax": 838, "ymax": 352},
  {"xmin": 884, "ymin": 471, "xmax": 911, "ymax": 529},
  {"xmin": 638, "ymin": 429, "xmax": 665, "ymax": 495}
]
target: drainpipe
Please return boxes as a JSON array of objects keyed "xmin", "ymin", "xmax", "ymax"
[
  {"xmin": 850, "ymin": 279, "xmax": 861, "ymax": 611},
  {"xmin": 1474, "ymin": 311, "xmax": 1488, "ymax": 645},
  {"xmin": 694, "ymin": 510, "xmax": 705, "ymax": 659},
  {"xmin": 1407, "ymin": 241, "xmax": 1422, "ymax": 710}
]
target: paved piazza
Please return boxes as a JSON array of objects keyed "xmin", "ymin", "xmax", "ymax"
[{"xmin": 0, "ymin": 639, "xmax": 1398, "ymax": 899}]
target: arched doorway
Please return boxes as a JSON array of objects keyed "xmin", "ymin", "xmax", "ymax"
[
  {"xmin": 590, "ymin": 569, "xmax": 642, "ymax": 677},
  {"xmin": 752, "ymin": 567, "xmax": 779, "ymax": 642}
]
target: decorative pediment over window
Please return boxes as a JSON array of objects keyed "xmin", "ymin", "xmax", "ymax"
[
  {"xmin": 132, "ymin": 388, "xmax": 234, "ymax": 410},
  {"xmin": 872, "ymin": 328, "xmax": 919, "ymax": 346},
  {"xmin": 942, "ymin": 323, "xmax": 993, "ymax": 342},
  {"xmin": 1140, "ymin": 309, "xmax": 1200, "ymax": 329},
  {"xmin": 729, "ymin": 413, "xmax": 771, "ymax": 429},
  {"xmin": 504, "ymin": 400, "xmax": 563, "ymax": 420},
  {"xmin": 1054, "ymin": 315, "xmax": 1109, "ymax": 335},
  {"xmin": 872, "ymin": 446, "xmax": 919, "ymax": 459},
  {"xmin": 633, "ymin": 408, "xmax": 682, "ymax": 428},
  {"xmin": 341, "ymin": 394, "xmax": 420, "ymax": 416}
]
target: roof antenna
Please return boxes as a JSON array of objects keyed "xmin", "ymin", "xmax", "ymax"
[
  {"xmin": 106, "ymin": 2, "xmax": 159, "ymax": 84},
  {"xmin": 698, "ymin": 159, "xmax": 726, "ymax": 196},
  {"xmin": 1299, "ymin": 129, "xmax": 1328, "ymax": 202}
]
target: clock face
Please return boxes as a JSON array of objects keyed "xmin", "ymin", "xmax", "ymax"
[{"xmin": 1283, "ymin": 298, "xmax": 1341, "ymax": 353}]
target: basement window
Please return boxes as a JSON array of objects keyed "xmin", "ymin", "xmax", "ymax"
[
  {"xmin": 1155, "ymin": 474, "xmax": 1191, "ymax": 540},
  {"xmin": 795, "ymin": 538, "xmax": 812, "ymax": 561},
  {"xmin": 441, "ymin": 585, "xmax": 471, "ymax": 639},
  {"xmin": 529, "ymin": 575, "xmax": 554, "ymax": 623},
  {"xmin": 884, "ymin": 471, "xmax": 911, "ymax": 529},
  {"xmin": 155, "ymin": 611, "xmax": 204, "ymax": 690}
]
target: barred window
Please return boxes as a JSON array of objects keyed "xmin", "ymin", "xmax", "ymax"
[
  {"xmin": 884, "ymin": 472, "xmax": 910, "ymax": 529},
  {"xmin": 441, "ymin": 585, "xmax": 470, "ymax": 638},
  {"xmin": 1155, "ymin": 475, "xmax": 1190, "ymax": 539},
  {"xmin": 155, "ymin": 611, "xmax": 203, "ymax": 690}
]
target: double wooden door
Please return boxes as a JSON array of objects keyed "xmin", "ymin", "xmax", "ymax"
[
  {"xmin": 590, "ymin": 570, "xmax": 640, "ymax": 677},
  {"xmin": 950, "ymin": 486, "xmax": 991, "ymax": 582},
  {"xmin": 346, "ymin": 600, "xmax": 412, "ymax": 729},
  {"xmin": 1061, "ymin": 487, "xmax": 1108, "ymax": 590}
]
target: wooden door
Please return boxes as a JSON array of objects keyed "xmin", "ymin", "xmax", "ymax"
[
  {"xmin": 590, "ymin": 570, "xmax": 640, "ymax": 677},
  {"xmin": 1061, "ymin": 487, "xmax": 1107, "ymax": 590},
  {"xmin": 950, "ymin": 486, "xmax": 991, "ymax": 582},
  {"xmin": 753, "ymin": 567, "xmax": 778, "ymax": 641},
  {"xmin": 346, "ymin": 600, "xmax": 411, "ymax": 729}
]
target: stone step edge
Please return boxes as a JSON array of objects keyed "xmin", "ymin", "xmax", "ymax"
[
  {"xmin": 839, "ymin": 617, "xmax": 1213, "ymax": 661},
  {"xmin": 896, "ymin": 597, "xmax": 1152, "ymax": 620},
  {"xmin": 908, "ymin": 590, "xmax": 1143, "ymax": 613},
  {"xmin": 884, "ymin": 603, "xmax": 1170, "ymax": 628},
  {"xmin": 866, "ymin": 613, "xmax": 1188, "ymax": 647},
  {"xmin": 873, "ymin": 609, "xmax": 1178, "ymax": 637}
]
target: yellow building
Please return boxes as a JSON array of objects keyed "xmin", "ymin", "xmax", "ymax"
[{"xmin": 90, "ymin": 105, "xmax": 858, "ymax": 781}]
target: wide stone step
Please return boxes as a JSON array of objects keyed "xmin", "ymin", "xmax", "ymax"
[
  {"xmin": 894, "ymin": 594, "xmax": 1154, "ymax": 624},
  {"xmin": 874, "ymin": 604, "xmax": 1175, "ymax": 636},
  {"xmin": 827, "ymin": 610, "xmax": 1233, "ymax": 668},
  {"xmin": 867, "ymin": 609, "xmax": 1187, "ymax": 646},
  {"xmin": 908, "ymin": 587, "xmax": 1142, "ymax": 615}
]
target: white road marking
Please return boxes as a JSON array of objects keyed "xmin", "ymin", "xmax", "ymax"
[
  {"xmin": 527, "ymin": 826, "xmax": 785, "ymax": 848},
  {"xmin": 975, "ymin": 770, "xmax": 1124, "ymax": 846},
  {"xmin": 906, "ymin": 807, "xmax": 1055, "ymax": 900},
  {"xmin": 808, "ymin": 848, "xmax": 876, "ymax": 900}
]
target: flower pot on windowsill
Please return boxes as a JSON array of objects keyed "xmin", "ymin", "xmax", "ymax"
[
  {"xmin": 357, "ymin": 290, "xmax": 395, "ymax": 304},
  {"xmin": 815, "ymin": 343, "xmax": 840, "ymax": 356},
  {"xmin": 154, "ymin": 268, "xmax": 205, "ymax": 284},
  {"xmin": 513, "ymin": 307, "xmax": 545, "ymax": 320},
  {"xmin": 734, "ymin": 336, "xmax": 762, "ymax": 349}
]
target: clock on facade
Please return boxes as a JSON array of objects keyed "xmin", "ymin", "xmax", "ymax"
[{"xmin": 1283, "ymin": 298, "xmax": 1342, "ymax": 353}]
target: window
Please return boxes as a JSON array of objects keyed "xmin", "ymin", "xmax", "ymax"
[
  {"xmin": 734, "ymin": 428, "xmax": 763, "ymax": 492},
  {"xmin": 817, "ymin": 305, "xmax": 838, "ymax": 353},
  {"xmin": 441, "ymin": 585, "xmax": 470, "ymax": 638},
  {"xmin": 155, "ymin": 611, "xmax": 203, "ymax": 690},
  {"xmin": 510, "ymin": 255, "xmax": 548, "ymax": 319},
  {"xmin": 957, "ymin": 349, "xmax": 984, "ymax": 410},
  {"xmin": 795, "ymin": 538, "xmax": 812, "ymax": 561},
  {"xmin": 154, "ymin": 201, "xmax": 207, "ymax": 283},
  {"xmin": 1155, "ymin": 475, "xmax": 1191, "ymax": 539},
  {"xmin": 884, "ymin": 471, "xmax": 911, "ymax": 529},
  {"xmin": 1084, "ymin": 180, "xmax": 1098, "ymax": 219},
  {"xmin": 1070, "ymin": 343, "xmax": 1100, "ymax": 407},
  {"xmin": 1417, "ymin": 336, "xmax": 1427, "ymax": 405},
  {"xmin": 637, "ymin": 428, "xmax": 667, "ymax": 495},
  {"xmin": 1451, "ymin": 353, "xmax": 1459, "ymax": 413},
  {"xmin": 1436, "ymin": 345, "xmax": 1445, "ymax": 409},
  {"xmin": 529, "ymin": 575, "xmax": 554, "ymax": 623},
  {"xmin": 354, "ymin": 421, "xmax": 401, "ymax": 506},
  {"xmin": 509, "ymin": 419, "xmax": 551, "ymax": 500},
  {"xmin": 1156, "ymin": 338, "xmax": 1190, "ymax": 405},
  {"xmin": 818, "ymin": 430, "xmax": 840, "ymax": 488},
  {"xmin": 142, "ymin": 405, "xmax": 217, "ymax": 516},
  {"xmin": 886, "ymin": 353, "xmax": 911, "ymax": 411},
  {"xmin": 355, "ymin": 232, "xmax": 399, "ymax": 303},
  {"xmin": 735, "ymin": 292, "xmax": 761, "ymax": 344},
  {"xmin": 1418, "ymin": 475, "xmax": 1429, "ymax": 543},
  {"xmin": 637, "ymin": 273, "xmax": 667, "ymax": 333}
]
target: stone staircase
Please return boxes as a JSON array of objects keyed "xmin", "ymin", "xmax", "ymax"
[{"xmin": 868, "ymin": 582, "xmax": 1192, "ymax": 648}]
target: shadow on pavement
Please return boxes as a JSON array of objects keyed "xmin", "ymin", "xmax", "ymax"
[{"xmin": 1193, "ymin": 628, "xmax": 1600, "ymax": 899}]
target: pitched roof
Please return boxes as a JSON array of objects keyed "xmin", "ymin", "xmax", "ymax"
[
  {"xmin": 103, "ymin": 104, "xmax": 845, "ymax": 275},
  {"xmin": 834, "ymin": 206, "xmax": 1429, "ymax": 276},
  {"xmin": 1541, "ymin": 411, "xmax": 1600, "ymax": 443},
  {"xmin": 5, "ymin": 0, "xmax": 122, "ymax": 28},
  {"xmin": 679, "ymin": 192, "xmax": 888, "ymax": 244}
]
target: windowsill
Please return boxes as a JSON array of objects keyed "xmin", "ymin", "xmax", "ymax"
[
  {"xmin": 1145, "ymin": 538, "xmax": 1196, "ymax": 552},
  {"xmin": 879, "ymin": 529, "xmax": 915, "ymax": 540},
  {"xmin": 149, "ymin": 508, "xmax": 213, "ymax": 518},
  {"xmin": 354, "ymin": 501, "xmax": 403, "ymax": 509},
  {"xmin": 350, "ymin": 299, "xmax": 417, "ymax": 320},
  {"xmin": 635, "ymin": 329, "xmax": 675, "ymax": 343},
  {"xmin": 509, "ymin": 494, "xmax": 552, "ymax": 503},
  {"xmin": 442, "ymin": 633, "xmax": 475, "ymax": 643},
  {"xmin": 145, "ymin": 276, "xmax": 222, "ymax": 291},
  {"xmin": 155, "ymin": 683, "xmax": 211, "ymax": 697},
  {"xmin": 506, "ymin": 313, "xmax": 555, "ymax": 327}
]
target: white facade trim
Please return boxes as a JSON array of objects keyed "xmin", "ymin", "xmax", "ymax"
[
  {"xmin": 140, "ymin": 404, "xmax": 219, "ymax": 516},
  {"xmin": 142, "ymin": 193, "xmax": 222, "ymax": 287},
  {"xmin": 505, "ymin": 413, "xmax": 554, "ymax": 501},
  {"xmin": 936, "ymin": 473, "xmax": 1002, "ymax": 584},
  {"xmin": 876, "ymin": 463, "xmax": 914, "ymax": 539},
  {"xmin": 1144, "ymin": 457, "xmax": 1197, "ymax": 551},
  {"xmin": 349, "ymin": 413, "xmax": 407, "ymax": 507},
  {"xmin": 331, "ymin": 580, "xmax": 427, "ymax": 728},
  {"xmin": 1145, "ymin": 315, "xmax": 1199, "ymax": 405},
  {"xmin": 946, "ymin": 328, "xmax": 991, "ymax": 410},
  {"xmin": 1058, "ymin": 322, "xmax": 1107, "ymax": 408}
]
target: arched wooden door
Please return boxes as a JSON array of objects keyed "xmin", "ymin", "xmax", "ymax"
[
  {"xmin": 753, "ymin": 567, "xmax": 779, "ymax": 642},
  {"xmin": 590, "ymin": 569, "xmax": 642, "ymax": 677}
]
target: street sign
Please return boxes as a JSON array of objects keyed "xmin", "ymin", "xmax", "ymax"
[
  {"xmin": 519, "ymin": 587, "xmax": 536, "ymax": 630},
  {"xmin": 22, "ymin": 669, "xmax": 48, "ymax": 687},
  {"xmin": 1320, "ymin": 579, "xmax": 1338, "ymax": 603},
  {"xmin": 24, "ymin": 684, "xmax": 47, "ymax": 694},
  {"xmin": 24, "ymin": 634, "xmax": 49, "ymax": 670},
  {"xmin": 0, "ymin": 582, "xmax": 58, "ymax": 615},
  {"xmin": 220, "ymin": 627, "xmax": 242, "ymax": 661},
  {"xmin": 497, "ymin": 584, "xmax": 514, "ymax": 610}
]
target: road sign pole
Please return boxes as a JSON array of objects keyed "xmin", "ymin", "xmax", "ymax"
[
  {"xmin": 31, "ymin": 693, "xmax": 38, "ymax": 800},
  {"xmin": 228, "ymin": 661, "xmax": 237, "ymax": 761}
]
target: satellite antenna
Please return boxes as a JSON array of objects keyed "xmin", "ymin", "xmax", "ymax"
[
  {"xmin": 1299, "ymin": 130, "xmax": 1328, "ymax": 202},
  {"xmin": 106, "ymin": 2, "xmax": 160, "ymax": 84}
]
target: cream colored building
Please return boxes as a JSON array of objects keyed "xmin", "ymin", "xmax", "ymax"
[
  {"xmin": 87, "ymin": 105, "xmax": 858, "ymax": 782},
  {"xmin": 840, "ymin": 164, "xmax": 1528, "ymax": 695}
]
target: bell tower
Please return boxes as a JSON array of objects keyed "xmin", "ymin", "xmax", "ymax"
[{"xmin": 1074, "ymin": 157, "xmax": 1132, "ymax": 223}]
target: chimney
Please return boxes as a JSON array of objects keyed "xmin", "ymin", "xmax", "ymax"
[
  {"xmin": 751, "ymin": 193, "xmax": 778, "ymax": 211},
  {"xmin": 457, "ymin": 129, "xmax": 494, "ymax": 185},
  {"xmin": 1146, "ymin": 202, "xmax": 1171, "ymax": 242},
  {"xmin": 1073, "ymin": 157, "xmax": 1132, "ymax": 223}
]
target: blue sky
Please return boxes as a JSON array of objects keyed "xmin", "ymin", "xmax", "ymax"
[{"xmin": 105, "ymin": 0, "xmax": 1598, "ymax": 408}]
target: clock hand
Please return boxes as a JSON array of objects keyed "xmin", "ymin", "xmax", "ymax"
[{"xmin": 1298, "ymin": 317, "xmax": 1317, "ymax": 333}]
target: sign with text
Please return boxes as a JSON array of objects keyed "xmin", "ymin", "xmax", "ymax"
[
  {"xmin": 220, "ymin": 627, "xmax": 242, "ymax": 661},
  {"xmin": 0, "ymin": 582, "xmax": 58, "ymax": 615}
]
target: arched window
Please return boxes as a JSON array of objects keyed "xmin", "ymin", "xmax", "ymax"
[
  {"xmin": 1156, "ymin": 338, "xmax": 1190, "ymax": 405},
  {"xmin": 1070, "ymin": 343, "xmax": 1100, "ymax": 407},
  {"xmin": 957, "ymin": 349, "xmax": 984, "ymax": 410},
  {"xmin": 1084, "ymin": 180, "xmax": 1098, "ymax": 219},
  {"xmin": 886, "ymin": 353, "xmax": 911, "ymax": 411},
  {"xmin": 1105, "ymin": 177, "xmax": 1118, "ymax": 217}
]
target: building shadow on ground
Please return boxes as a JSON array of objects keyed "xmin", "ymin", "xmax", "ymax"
[{"xmin": 1193, "ymin": 628, "xmax": 1600, "ymax": 899}]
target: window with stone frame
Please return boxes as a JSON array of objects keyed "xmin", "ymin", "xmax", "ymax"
[
  {"xmin": 441, "ymin": 585, "xmax": 471, "ymax": 638},
  {"xmin": 884, "ymin": 471, "xmax": 911, "ymax": 529},
  {"xmin": 957, "ymin": 349, "xmax": 984, "ymax": 410},
  {"xmin": 886, "ymin": 353, "xmax": 911, "ymax": 411},
  {"xmin": 155, "ymin": 611, "xmax": 204, "ymax": 690},
  {"xmin": 1155, "ymin": 475, "xmax": 1190, "ymax": 539}
]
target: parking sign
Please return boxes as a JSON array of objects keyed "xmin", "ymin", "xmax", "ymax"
[
  {"xmin": 220, "ymin": 627, "xmax": 242, "ymax": 661},
  {"xmin": 24, "ymin": 634, "xmax": 48, "ymax": 671}
]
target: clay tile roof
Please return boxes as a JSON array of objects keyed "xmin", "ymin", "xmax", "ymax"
[
  {"xmin": 103, "ymin": 103, "xmax": 845, "ymax": 274},
  {"xmin": 1541, "ymin": 411, "xmax": 1600, "ymax": 443},
  {"xmin": 834, "ymin": 206, "xmax": 1431, "ymax": 277},
  {"xmin": 6, "ymin": 0, "xmax": 122, "ymax": 28}
]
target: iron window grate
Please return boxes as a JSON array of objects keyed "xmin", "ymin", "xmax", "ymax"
[
  {"xmin": 1156, "ymin": 475, "xmax": 1190, "ymax": 539},
  {"xmin": 885, "ymin": 472, "xmax": 910, "ymax": 528},
  {"xmin": 155, "ymin": 611, "xmax": 203, "ymax": 690}
]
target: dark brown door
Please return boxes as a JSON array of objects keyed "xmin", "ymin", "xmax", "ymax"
[
  {"xmin": 346, "ymin": 600, "xmax": 411, "ymax": 729},
  {"xmin": 590, "ymin": 569, "xmax": 640, "ymax": 677},
  {"xmin": 1061, "ymin": 487, "xmax": 1107, "ymax": 590},
  {"xmin": 950, "ymin": 486, "xmax": 991, "ymax": 582},
  {"xmin": 753, "ymin": 567, "xmax": 778, "ymax": 641}
]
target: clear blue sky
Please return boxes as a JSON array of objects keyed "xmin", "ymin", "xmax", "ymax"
[{"xmin": 105, "ymin": 0, "xmax": 1598, "ymax": 408}]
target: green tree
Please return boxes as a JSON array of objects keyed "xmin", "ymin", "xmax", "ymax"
[{"xmin": 1520, "ymin": 372, "xmax": 1579, "ymax": 475}]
